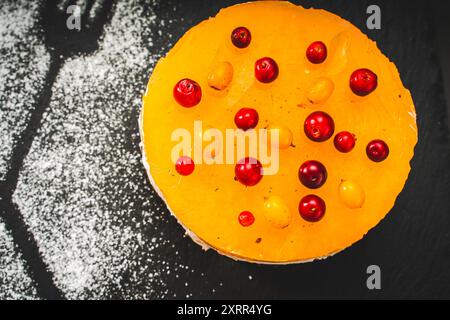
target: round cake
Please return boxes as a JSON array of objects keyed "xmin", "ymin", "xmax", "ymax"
[{"xmin": 140, "ymin": 1, "xmax": 417, "ymax": 263}]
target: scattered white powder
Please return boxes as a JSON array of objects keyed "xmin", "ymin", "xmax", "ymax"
[
  {"xmin": 0, "ymin": 0, "xmax": 50, "ymax": 180},
  {"xmin": 57, "ymin": 0, "xmax": 71, "ymax": 12},
  {"xmin": 12, "ymin": 0, "xmax": 198, "ymax": 299},
  {"xmin": 0, "ymin": 217, "xmax": 39, "ymax": 300},
  {"xmin": 0, "ymin": 0, "xmax": 229, "ymax": 299}
]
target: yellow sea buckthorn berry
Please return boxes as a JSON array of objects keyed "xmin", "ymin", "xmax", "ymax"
[
  {"xmin": 338, "ymin": 180, "xmax": 365, "ymax": 209},
  {"xmin": 306, "ymin": 77, "xmax": 334, "ymax": 104},
  {"xmin": 207, "ymin": 61, "xmax": 233, "ymax": 90},
  {"xmin": 327, "ymin": 31, "xmax": 350, "ymax": 75},
  {"xmin": 268, "ymin": 125, "xmax": 293, "ymax": 149},
  {"xmin": 263, "ymin": 196, "xmax": 292, "ymax": 228}
]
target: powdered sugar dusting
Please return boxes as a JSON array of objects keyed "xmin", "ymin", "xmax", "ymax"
[
  {"xmin": 13, "ymin": 0, "xmax": 194, "ymax": 299},
  {"xmin": 0, "ymin": 217, "xmax": 39, "ymax": 300},
  {"xmin": 0, "ymin": 0, "xmax": 50, "ymax": 180}
]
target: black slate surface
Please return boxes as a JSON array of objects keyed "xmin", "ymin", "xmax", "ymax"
[{"xmin": 0, "ymin": 0, "xmax": 450, "ymax": 299}]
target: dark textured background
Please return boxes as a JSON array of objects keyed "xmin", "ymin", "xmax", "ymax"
[
  {"xmin": 1, "ymin": 0, "xmax": 450, "ymax": 300},
  {"xmin": 433, "ymin": 2, "xmax": 450, "ymax": 126}
]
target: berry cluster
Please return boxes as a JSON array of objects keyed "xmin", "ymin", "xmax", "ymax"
[{"xmin": 172, "ymin": 27, "xmax": 389, "ymax": 228}]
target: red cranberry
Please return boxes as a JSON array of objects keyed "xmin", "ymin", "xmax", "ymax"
[
  {"xmin": 231, "ymin": 27, "xmax": 251, "ymax": 49},
  {"xmin": 235, "ymin": 157, "xmax": 263, "ymax": 186},
  {"xmin": 350, "ymin": 69, "xmax": 378, "ymax": 96},
  {"xmin": 298, "ymin": 160, "xmax": 327, "ymax": 189},
  {"xmin": 306, "ymin": 41, "xmax": 327, "ymax": 64},
  {"xmin": 234, "ymin": 108, "xmax": 259, "ymax": 131},
  {"xmin": 173, "ymin": 79, "xmax": 202, "ymax": 108},
  {"xmin": 239, "ymin": 211, "xmax": 255, "ymax": 227},
  {"xmin": 299, "ymin": 195, "xmax": 326, "ymax": 222},
  {"xmin": 366, "ymin": 139, "xmax": 389, "ymax": 162},
  {"xmin": 304, "ymin": 111, "xmax": 335, "ymax": 142},
  {"xmin": 255, "ymin": 57, "xmax": 279, "ymax": 83},
  {"xmin": 334, "ymin": 131, "xmax": 356, "ymax": 153},
  {"xmin": 175, "ymin": 156, "xmax": 195, "ymax": 176}
]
